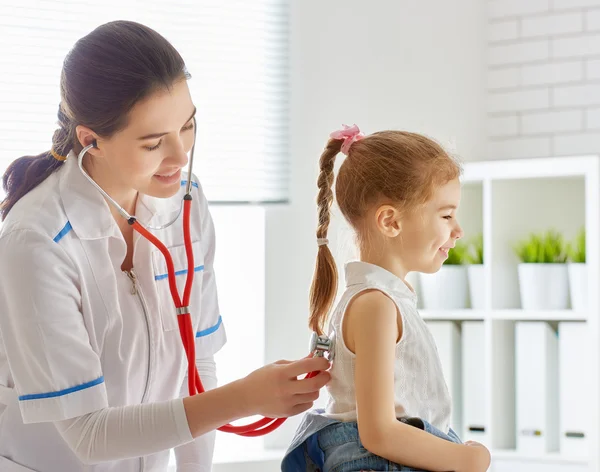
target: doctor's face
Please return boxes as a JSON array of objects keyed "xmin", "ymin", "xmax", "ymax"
[{"xmin": 89, "ymin": 79, "xmax": 196, "ymax": 199}]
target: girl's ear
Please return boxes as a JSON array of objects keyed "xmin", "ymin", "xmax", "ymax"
[{"xmin": 375, "ymin": 204, "xmax": 402, "ymax": 237}]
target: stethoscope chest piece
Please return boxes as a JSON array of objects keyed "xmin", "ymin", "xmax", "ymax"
[{"xmin": 309, "ymin": 331, "xmax": 335, "ymax": 362}]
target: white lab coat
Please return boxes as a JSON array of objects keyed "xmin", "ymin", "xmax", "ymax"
[{"xmin": 0, "ymin": 153, "xmax": 226, "ymax": 471}]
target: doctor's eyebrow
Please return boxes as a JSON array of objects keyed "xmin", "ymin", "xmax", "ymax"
[{"xmin": 137, "ymin": 107, "xmax": 197, "ymax": 140}]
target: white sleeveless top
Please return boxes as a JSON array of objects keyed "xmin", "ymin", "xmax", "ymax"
[{"xmin": 323, "ymin": 261, "xmax": 452, "ymax": 433}]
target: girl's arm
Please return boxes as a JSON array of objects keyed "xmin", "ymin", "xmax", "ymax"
[{"xmin": 345, "ymin": 290, "xmax": 490, "ymax": 472}]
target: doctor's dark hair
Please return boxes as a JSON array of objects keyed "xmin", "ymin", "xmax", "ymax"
[
  {"xmin": 308, "ymin": 131, "xmax": 462, "ymax": 335},
  {"xmin": 1, "ymin": 20, "xmax": 190, "ymax": 220}
]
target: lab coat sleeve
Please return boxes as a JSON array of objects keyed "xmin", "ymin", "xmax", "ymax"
[
  {"xmin": 174, "ymin": 356, "xmax": 217, "ymax": 471},
  {"xmin": 54, "ymin": 397, "xmax": 193, "ymax": 464},
  {"xmin": 0, "ymin": 229, "xmax": 108, "ymax": 423},
  {"xmin": 193, "ymin": 178, "xmax": 226, "ymax": 358}
]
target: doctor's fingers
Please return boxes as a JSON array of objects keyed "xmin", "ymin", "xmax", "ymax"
[
  {"xmin": 284, "ymin": 356, "xmax": 331, "ymax": 378},
  {"xmin": 292, "ymin": 390, "xmax": 320, "ymax": 405},
  {"xmin": 290, "ymin": 371, "xmax": 331, "ymax": 395}
]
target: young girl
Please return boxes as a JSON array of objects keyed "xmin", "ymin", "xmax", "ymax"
[{"xmin": 282, "ymin": 125, "xmax": 491, "ymax": 472}]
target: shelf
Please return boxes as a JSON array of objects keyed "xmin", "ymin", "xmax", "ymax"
[
  {"xmin": 420, "ymin": 309, "xmax": 485, "ymax": 321},
  {"xmin": 462, "ymin": 154, "xmax": 599, "ymax": 183},
  {"xmin": 491, "ymin": 310, "xmax": 587, "ymax": 322},
  {"xmin": 492, "ymin": 449, "xmax": 588, "ymax": 465},
  {"xmin": 362, "ymin": 156, "xmax": 600, "ymax": 470},
  {"xmin": 489, "ymin": 177, "xmax": 586, "ymax": 310},
  {"xmin": 420, "ymin": 309, "xmax": 587, "ymax": 322}
]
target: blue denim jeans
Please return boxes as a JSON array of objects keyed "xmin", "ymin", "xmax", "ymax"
[{"xmin": 281, "ymin": 410, "xmax": 462, "ymax": 472}]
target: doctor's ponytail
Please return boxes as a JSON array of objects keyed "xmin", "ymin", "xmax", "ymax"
[
  {"xmin": 1, "ymin": 20, "xmax": 190, "ymax": 220},
  {"xmin": 1, "ymin": 110, "xmax": 73, "ymax": 220}
]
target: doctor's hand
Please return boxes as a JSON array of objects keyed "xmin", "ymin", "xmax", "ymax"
[{"xmin": 241, "ymin": 356, "xmax": 331, "ymax": 418}]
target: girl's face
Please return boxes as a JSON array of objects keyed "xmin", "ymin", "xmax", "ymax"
[
  {"xmin": 395, "ymin": 178, "xmax": 464, "ymax": 274},
  {"xmin": 80, "ymin": 79, "xmax": 196, "ymax": 200}
]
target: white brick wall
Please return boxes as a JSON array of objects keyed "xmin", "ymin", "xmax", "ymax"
[
  {"xmin": 587, "ymin": 108, "xmax": 600, "ymax": 128},
  {"xmin": 488, "ymin": 66, "xmax": 521, "ymax": 88},
  {"xmin": 488, "ymin": 115, "xmax": 519, "ymax": 137},
  {"xmin": 521, "ymin": 12, "xmax": 583, "ymax": 38},
  {"xmin": 486, "ymin": 1, "xmax": 600, "ymax": 159},
  {"xmin": 554, "ymin": 132, "xmax": 600, "ymax": 154},
  {"xmin": 552, "ymin": 33, "xmax": 600, "ymax": 58},
  {"xmin": 488, "ymin": 0, "xmax": 549, "ymax": 19},
  {"xmin": 521, "ymin": 61, "xmax": 582, "ymax": 85},
  {"xmin": 553, "ymin": 83, "xmax": 600, "ymax": 107},
  {"xmin": 488, "ymin": 88, "xmax": 550, "ymax": 112},
  {"xmin": 521, "ymin": 110, "xmax": 583, "ymax": 134},
  {"xmin": 554, "ymin": 0, "xmax": 600, "ymax": 8},
  {"xmin": 489, "ymin": 20, "xmax": 519, "ymax": 41},
  {"xmin": 489, "ymin": 39, "xmax": 549, "ymax": 65},
  {"xmin": 488, "ymin": 136, "xmax": 551, "ymax": 159},
  {"xmin": 588, "ymin": 58, "xmax": 600, "ymax": 78},
  {"xmin": 588, "ymin": 9, "xmax": 600, "ymax": 30}
]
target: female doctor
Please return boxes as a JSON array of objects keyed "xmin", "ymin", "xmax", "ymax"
[{"xmin": 0, "ymin": 20, "xmax": 330, "ymax": 472}]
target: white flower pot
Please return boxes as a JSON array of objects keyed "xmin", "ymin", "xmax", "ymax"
[
  {"xmin": 568, "ymin": 263, "xmax": 587, "ymax": 313},
  {"xmin": 467, "ymin": 264, "xmax": 486, "ymax": 310},
  {"xmin": 518, "ymin": 263, "xmax": 569, "ymax": 310},
  {"xmin": 419, "ymin": 265, "xmax": 469, "ymax": 310}
]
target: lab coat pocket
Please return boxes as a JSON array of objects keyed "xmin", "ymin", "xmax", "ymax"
[
  {"xmin": 152, "ymin": 241, "xmax": 204, "ymax": 332},
  {"xmin": 0, "ymin": 457, "xmax": 37, "ymax": 472}
]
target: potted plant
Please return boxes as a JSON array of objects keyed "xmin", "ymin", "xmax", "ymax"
[
  {"xmin": 567, "ymin": 228, "xmax": 586, "ymax": 312},
  {"xmin": 465, "ymin": 233, "xmax": 485, "ymax": 310},
  {"xmin": 420, "ymin": 240, "xmax": 470, "ymax": 310},
  {"xmin": 514, "ymin": 230, "xmax": 569, "ymax": 310}
]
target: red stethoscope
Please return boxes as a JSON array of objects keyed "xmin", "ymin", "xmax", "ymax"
[{"xmin": 76, "ymin": 128, "xmax": 334, "ymax": 436}]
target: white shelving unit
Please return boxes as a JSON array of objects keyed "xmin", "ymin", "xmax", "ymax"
[{"xmin": 420, "ymin": 155, "xmax": 600, "ymax": 472}]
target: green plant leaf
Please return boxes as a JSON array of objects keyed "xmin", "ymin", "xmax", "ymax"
[
  {"xmin": 513, "ymin": 229, "xmax": 568, "ymax": 263},
  {"xmin": 464, "ymin": 233, "xmax": 484, "ymax": 265},
  {"xmin": 566, "ymin": 227, "xmax": 585, "ymax": 263}
]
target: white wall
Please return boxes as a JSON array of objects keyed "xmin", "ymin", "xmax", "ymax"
[
  {"xmin": 264, "ymin": 0, "xmax": 487, "ymax": 449},
  {"xmin": 486, "ymin": 0, "xmax": 600, "ymax": 159}
]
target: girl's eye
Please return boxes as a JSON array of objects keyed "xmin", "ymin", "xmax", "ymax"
[
  {"xmin": 443, "ymin": 215, "xmax": 453, "ymax": 220},
  {"xmin": 182, "ymin": 122, "xmax": 194, "ymax": 132}
]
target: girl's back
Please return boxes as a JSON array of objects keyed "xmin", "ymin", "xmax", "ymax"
[{"xmin": 323, "ymin": 261, "xmax": 452, "ymax": 433}]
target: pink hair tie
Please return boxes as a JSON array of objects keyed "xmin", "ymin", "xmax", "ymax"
[{"xmin": 330, "ymin": 124, "xmax": 364, "ymax": 156}]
